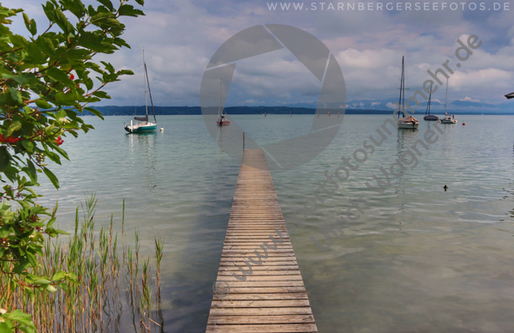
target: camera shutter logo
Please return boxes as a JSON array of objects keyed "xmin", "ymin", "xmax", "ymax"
[{"xmin": 200, "ymin": 24, "xmax": 346, "ymax": 170}]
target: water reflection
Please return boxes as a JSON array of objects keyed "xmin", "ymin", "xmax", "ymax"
[{"xmin": 125, "ymin": 132, "xmax": 157, "ymax": 189}]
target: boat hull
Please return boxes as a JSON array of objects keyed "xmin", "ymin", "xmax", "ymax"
[
  {"xmin": 424, "ymin": 115, "xmax": 439, "ymax": 121},
  {"xmin": 124, "ymin": 123, "xmax": 157, "ymax": 133},
  {"xmin": 398, "ymin": 116, "xmax": 419, "ymax": 129},
  {"xmin": 398, "ymin": 122, "xmax": 419, "ymax": 129},
  {"xmin": 216, "ymin": 120, "xmax": 230, "ymax": 126},
  {"xmin": 440, "ymin": 119, "xmax": 457, "ymax": 124}
]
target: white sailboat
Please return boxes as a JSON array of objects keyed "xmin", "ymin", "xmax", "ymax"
[
  {"xmin": 440, "ymin": 78, "xmax": 457, "ymax": 124},
  {"xmin": 216, "ymin": 79, "xmax": 230, "ymax": 126},
  {"xmin": 397, "ymin": 56, "xmax": 419, "ymax": 129},
  {"xmin": 124, "ymin": 50, "xmax": 157, "ymax": 133}
]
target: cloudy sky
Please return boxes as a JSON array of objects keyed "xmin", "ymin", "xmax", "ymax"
[{"xmin": 4, "ymin": 0, "xmax": 514, "ymax": 109}]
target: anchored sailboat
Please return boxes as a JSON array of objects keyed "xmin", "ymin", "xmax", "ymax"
[
  {"xmin": 396, "ymin": 56, "xmax": 419, "ymax": 129},
  {"xmin": 216, "ymin": 79, "xmax": 230, "ymax": 126},
  {"xmin": 124, "ymin": 51, "xmax": 157, "ymax": 133},
  {"xmin": 424, "ymin": 82, "xmax": 438, "ymax": 121},
  {"xmin": 440, "ymin": 78, "xmax": 457, "ymax": 124}
]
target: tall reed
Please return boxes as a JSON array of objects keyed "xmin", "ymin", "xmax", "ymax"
[{"xmin": 0, "ymin": 195, "xmax": 165, "ymax": 332}]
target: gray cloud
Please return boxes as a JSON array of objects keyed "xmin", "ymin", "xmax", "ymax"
[{"xmin": 3, "ymin": 0, "xmax": 514, "ymax": 107}]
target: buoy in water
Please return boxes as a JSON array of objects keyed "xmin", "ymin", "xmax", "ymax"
[
  {"xmin": 462, "ymin": 123, "xmax": 465, "ymax": 126},
  {"xmin": 160, "ymin": 128, "xmax": 164, "ymax": 132}
]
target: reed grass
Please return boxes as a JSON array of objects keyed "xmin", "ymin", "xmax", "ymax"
[{"xmin": 0, "ymin": 195, "xmax": 164, "ymax": 333}]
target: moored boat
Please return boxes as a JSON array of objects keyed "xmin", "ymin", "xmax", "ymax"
[
  {"xmin": 440, "ymin": 78, "xmax": 457, "ymax": 124},
  {"xmin": 396, "ymin": 56, "xmax": 419, "ymax": 129},
  {"xmin": 216, "ymin": 78, "xmax": 230, "ymax": 126},
  {"xmin": 124, "ymin": 51, "xmax": 157, "ymax": 134},
  {"xmin": 423, "ymin": 83, "xmax": 438, "ymax": 121}
]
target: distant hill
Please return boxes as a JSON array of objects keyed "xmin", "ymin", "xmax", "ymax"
[
  {"xmin": 84, "ymin": 104, "xmax": 514, "ymax": 116},
  {"xmin": 87, "ymin": 106, "xmax": 392, "ymax": 116}
]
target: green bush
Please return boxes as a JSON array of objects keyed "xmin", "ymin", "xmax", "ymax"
[{"xmin": 0, "ymin": 1, "xmax": 144, "ymax": 331}]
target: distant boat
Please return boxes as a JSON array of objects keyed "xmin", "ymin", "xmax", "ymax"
[
  {"xmin": 423, "ymin": 82, "xmax": 438, "ymax": 121},
  {"xmin": 216, "ymin": 79, "xmax": 230, "ymax": 126},
  {"xmin": 440, "ymin": 78, "xmax": 457, "ymax": 124},
  {"xmin": 125, "ymin": 50, "xmax": 157, "ymax": 133},
  {"xmin": 396, "ymin": 56, "xmax": 419, "ymax": 129}
]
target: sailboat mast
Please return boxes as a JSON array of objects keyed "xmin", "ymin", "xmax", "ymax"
[
  {"xmin": 144, "ymin": 51, "xmax": 148, "ymax": 119},
  {"xmin": 398, "ymin": 56, "xmax": 405, "ymax": 118},
  {"xmin": 402, "ymin": 56, "xmax": 405, "ymax": 117},
  {"xmin": 426, "ymin": 82, "xmax": 432, "ymax": 116},
  {"xmin": 444, "ymin": 77, "xmax": 449, "ymax": 115},
  {"xmin": 218, "ymin": 78, "xmax": 222, "ymax": 117},
  {"xmin": 143, "ymin": 50, "xmax": 157, "ymax": 123}
]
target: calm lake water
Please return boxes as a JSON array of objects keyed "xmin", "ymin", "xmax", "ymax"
[{"xmin": 37, "ymin": 114, "xmax": 514, "ymax": 332}]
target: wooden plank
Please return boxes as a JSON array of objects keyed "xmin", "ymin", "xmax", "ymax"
[
  {"xmin": 211, "ymin": 300, "xmax": 312, "ymax": 308},
  {"xmin": 209, "ymin": 307, "xmax": 313, "ymax": 316},
  {"xmin": 213, "ymin": 293, "xmax": 308, "ymax": 301},
  {"xmin": 208, "ymin": 314, "xmax": 315, "ymax": 325},
  {"xmin": 206, "ymin": 149, "xmax": 318, "ymax": 332},
  {"xmin": 206, "ymin": 324, "xmax": 318, "ymax": 333}
]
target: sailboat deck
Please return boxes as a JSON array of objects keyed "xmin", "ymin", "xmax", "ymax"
[{"xmin": 206, "ymin": 149, "xmax": 318, "ymax": 333}]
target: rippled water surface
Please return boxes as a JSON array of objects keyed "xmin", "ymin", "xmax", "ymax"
[{"xmin": 38, "ymin": 114, "xmax": 514, "ymax": 332}]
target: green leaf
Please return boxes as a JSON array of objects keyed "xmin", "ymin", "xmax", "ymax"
[
  {"xmin": 0, "ymin": 322, "xmax": 13, "ymax": 333},
  {"xmin": 97, "ymin": 0, "xmax": 114, "ymax": 11},
  {"xmin": 35, "ymin": 99, "xmax": 52, "ymax": 109},
  {"xmin": 46, "ymin": 67, "xmax": 74, "ymax": 87},
  {"xmin": 55, "ymin": 92, "xmax": 76, "ymax": 106},
  {"xmin": 62, "ymin": 0, "xmax": 86, "ymax": 18},
  {"xmin": 31, "ymin": 278, "xmax": 51, "ymax": 285},
  {"xmin": 47, "ymin": 217, "xmax": 56, "ymax": 229},
  {"xmin": 18, "ymin": 326, "xmax": 36, "ymax": 333},
  {"xmin": 136, "ymin": 0, "xmax": 145, "ymax": 5},
  {"xmin": 52, "ymin": 271, "xmax": 66, "ymax": 281},
  {"xmin": 29, "ymin": 19, "xmax": 37, "ymax": 35},
  {"xmin": 0, "ymin": 147, "xmax": 10, "ymax": 172},
  {"xmin": 10, "ymin": 34, "xmax": 28, "ymax": 48},
  {"xmin": 44, "ymin": 284, "xmax": 57, "ymax": 293},
  {"xmin": 7, "ymin": 120, "xmax": 21, "ymax": 136},
  {"xmin": 12, "ymin": 73, "xmax": 38, "ymax": 86},
  {"xmin": 6, "ymin": 310, "xmax": 35, "ymax": 328},
  {"xmin": 22, "ymin": 140, "xmax": 35, "ymax": 153},
  {"xmin": 113, "ymin": 37, "xmax": 130, "ymax": 49},
  {"xmin": 53, "ymin": 7, "xmax": 75, "ymax": 34},
  {"xmin": 92, "ymin": 90, "xmax": 109, "ymax": 98},
  {"xmin": 9, "ymin": 88, "xmax": 23, "ymax": 106},
  {"xmin": 118, "ymin": 4, "xmax": 144, "ymax": 17},
  {"xmin": 117, "ymin": 69, "xmax": 134, "ymax": 76},
  {"xmin": 35, "ymin": 36, "xmax": 55, "ymax": 57},
  {"xmin": 84, "ymin": 107, "xmax": 104, "ymax": 120},
  {"xmin": 22, "ymin": 13, "xmax": 32, "ymax": 32},
  {"xmin": 25, "ymin": 159, "xmax": 37, "ymax": 181},
  {"xmin": 43, "ymin": 167, "xmax": 59, "ymax": 189}
]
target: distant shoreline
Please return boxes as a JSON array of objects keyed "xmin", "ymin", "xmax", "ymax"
[{"xmin": 86, "ymin": 106, "xmax": 514, "ymax": 116}]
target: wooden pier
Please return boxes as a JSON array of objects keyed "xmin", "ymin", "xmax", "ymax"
[{"xmin": 206, "ymin": 149, "xmax": 318, "ymax": 333}]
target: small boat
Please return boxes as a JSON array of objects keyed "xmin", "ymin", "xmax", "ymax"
[
  {"xmin": 440, "ymin": 78, "xmax": 457, "ymax": 124},
  {"xmin": 216, "ymin": 79, "xmax": 230, "ymax": 126},
  {"xmin": 396, "ymin": 56, "xmax": 419, "ymax": 129},
  {"xmin": 423, "ymin": 83, "xmax": 438, "ymax": 121},
  {"xmin": 440, "ymin": 114, "xmax": 457, "ymax": 124},
  {"xmin": 125, "ymin": 51, "xmax": 157, "ymax": 133}
]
